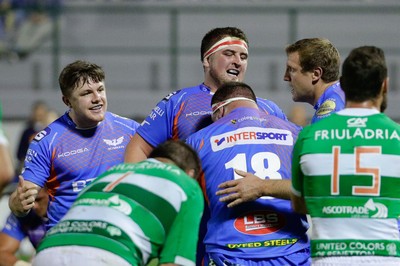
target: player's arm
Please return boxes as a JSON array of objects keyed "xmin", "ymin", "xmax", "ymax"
[
  {"xmin": 159, "ymin": 187, "xmax": 204, "ymax": 266},
  {"xmin": 290, "ymin": 131, "xmax": 307, "ymax": 214},
  {"xmin": 124, "ymin": 133, "xmax": 155, "ymax": 163},
  {"xmin": 0, "ymin": 232, "xmax": 30, "ymax": 266},
  {"xmin": 290, "ymin": 193, "xmax": 308, "ymax": 214},
  {"xmin": 9, "ymin": 176, "xmax": 40, "ymax": 217},
  {"xmin": 216, "ymin": 169, "xmax": 292, "ymax": 207}
]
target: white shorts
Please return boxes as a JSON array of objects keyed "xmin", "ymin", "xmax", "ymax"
[
  {"xmin": 32, "ymin": 246, "xmax": 131, "ymax": 266},
  {"xmin": 312, "ymin": 256, "xmax": 400, "ymax": 266}
]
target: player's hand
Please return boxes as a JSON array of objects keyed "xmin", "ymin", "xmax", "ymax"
[
  {"xmin": 216, "ymin": 169, "xmax": 264, "ymax": 208},
  {"xmin": 13, "ymin": 176, "xmax": 38, "ymax": 215}
]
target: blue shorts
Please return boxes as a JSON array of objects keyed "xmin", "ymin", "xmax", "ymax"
[{"xmin": 204, "ymin": 248, "xmax": 311, "ymax": 266}]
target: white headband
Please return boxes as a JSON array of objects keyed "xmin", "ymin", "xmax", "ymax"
[
  {"xmin": 211, "ymin": 97, "xmax": 256, "ymax": 114},
  {"xmin": 203, "ymin": 37, "xmax": 248, "ymax": 62}
]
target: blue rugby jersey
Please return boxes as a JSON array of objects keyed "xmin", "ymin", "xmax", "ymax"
[
  {"xmin": 312, "ymin": 81, "xmax": 345, "ymax": 124},
  {"xmin": 186, "ymin": 107, "xmax": 309, "ymax": 259},
  {"xmin": 1, "ymin": 211, "xmax": 46, "ymax": 248},
  {"xmin": 22, "ymin": 111, "xmax": 139, "ymax": 230},
  {"xmin": 137, "ymin": 83, "xmax": 288, "ymax": 146}
]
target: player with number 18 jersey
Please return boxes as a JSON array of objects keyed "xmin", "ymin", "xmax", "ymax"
[{"xmin": 186, "ymin": 107, "xmax": 309, "ymax": 262}]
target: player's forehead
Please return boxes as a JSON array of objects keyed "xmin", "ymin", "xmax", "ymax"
[
  {"xmin": 219, "ymin": 45, "xmax": 248, "ymax": 54},
  {"xmin": 75, "ymin": 78, "xmax": 105, "ymax": 92},
  {"xmin": 286, "ymin": 52, "xmax": 301, "ymax": 66}
]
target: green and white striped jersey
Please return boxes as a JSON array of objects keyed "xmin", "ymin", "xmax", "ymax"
[
  {"xmin": 37, "ymin": 159, "xmax": 204, "ymax": 266},
  {"xmin": 292, "ymin": 108, "xmax": 400, "ymax": 258}
]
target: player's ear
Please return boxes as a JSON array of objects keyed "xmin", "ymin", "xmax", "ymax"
[
  {"xmin": 186, "ymin": 168, "xmax": 196, "ymax": 179},
  {"xmin": 212, "ymin": 108, "xmax": 224, "ymax": 122},
  {"xmin": 312, "ymin": 67, "xmax": 323, "ymax": 83},
  {"xmin": 382, "ymin": 77, "xmax": 389, "ymax": 94},
  {"xmin": 202, "ymin": 57, "xmax": 210, "ymax": 68},
  {"xmin": 62, "ymin": 96, "xmax": 71, "ymax": 108}
]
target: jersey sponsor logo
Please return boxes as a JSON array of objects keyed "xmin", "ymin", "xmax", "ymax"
[
  {"xmin": 314, "ymin": 128, "xmax": 400, "ymax": 141},
  {"xmin": 108, "ymin": 195, "xmax": 132, "ymax": 215},
  {"xmin": 33, "ymin": 128, "xmax": 51, "ymax": 142},
  {"xmin": 227, "ymin": 238, "xmax": 298, "ymax": 249},
  {"xmin": 58, "ymin": 147, "xmax": 89, "ymax": 158},
  {"xmin": 386, "ymin": 243, "xmax": 397, "ymax": 256},
  {"xmin": 314, "ymin": 241, "xmax": 397, "ymax": 257},
  {"xmin": 72, "ymin": 177, "xmax": 95, "ymax": 192},
  {"xmin": 316, "ymin": 99, "xmax": 336, "ymax": 117},
  {"xmin": 48, "ymin": 220, "xmax": 109, "ymax": 235},
  {"xmin": 233, "ymin": 210, "xmax": 286, "ymax": 235},
  {"xmin": 237, "ymin": 116, "xmax": 267, "ymax": 123},
  {"xmin": 106, "ymin": 225, "xmax": 122, "ymax": 237},
  {"xmin": 185, "ymin": 110, "xmax": 212, "ymax": 117},
  {"xmin": 347, "ymin": 117, "xmax": 367, "ymax": 127},
  {"xmin": 365, "ymin": 198, "xmax": 388, "ymax": 218},
  {"xmin": 76, "ymin": 195, "xmax": 133, "ymax": 215},
  {"xmin": 110, "ymin": 161, "xmax": 182, "ymax": 175},
  {"xmin": 211, "ymin": 127, "xmax": 293, "ymax": 151},
  {"xmin": 322, "ymin": 199, "xmax": 388, "ymax": 218},
  {"xmin": 24, "ymin": 148, "xmax": 38, "ymax": 163},
  {"xmin": 162, "ymin": 90, "xmax": 179, "ymax": 101},
  {"xmin": 149, "ymin": 106, "xmax": 165, "ymax": 120}
]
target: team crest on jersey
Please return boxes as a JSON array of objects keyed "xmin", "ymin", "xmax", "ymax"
[
  {"xmin": 210, "ymin": 127, "xmax": 293, "ymax": 152},
  {"xmin": 33, "ymin": 128, "xmax": 51, "ymax": 142},
  {"xmin": 316, "ymin": 98, "xmax": 336, "ymax": 117},
  {"xmin": 103, "ymin": 136, "xmax": 125, "ymax": 151},
  {"xmin": 104, "ymin": 136, "xmax": 124, "ymax": 146}
]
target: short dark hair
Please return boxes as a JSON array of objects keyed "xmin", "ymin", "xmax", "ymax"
[
  {"xmin": 211, "ymin": 82, "xmax": 256, "ymax": 106},
  {"xmin": 340, "ymin": 46, "xmax": 387, "ymax": 102},
  {"xmin": 200, "ymin": 27, "xmax": 248, "ymax": 62},
  {"xmin": 149, "ymin": 140, "xmax": 201, "ymax": 179},
  {"xmin": 59, "ymin": 60, "xmax": 105, "ymax": 97},
  {"xmin": 285, "ymin": 38, "xmax": 340, "ymax": 83}
]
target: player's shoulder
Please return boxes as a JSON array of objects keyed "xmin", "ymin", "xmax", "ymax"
[
  {"xmin": 302, "ymin": 113, "xmax": 338, "ymax": 135},
  {"xmin": 324, "ymin": 82, "xmax": 345, "ymax": 106},
  {"xmin": 263, "ymin": 112, "xmax": 301, "ymax": 132},
  {"xmin": 256, "ymin": 96, "xmax": 277, "ymax": 104},
  {"xmin": 30, "ymin": 114, "xmax": 67, "ymax": 144},
  {"xmin": 106, "ymin": 112, "xmax": 140, "ymax": 128},
  {"xmin": 256, "ymin": 96, "xmax": 280, "ymax": 110},
  {"xmin": 186, "ymin": 125, "xmax": 207, "ymax": 143},
  {"xmin": 161, "ymin": 84, "xmax": 210, "ymax": 103}
]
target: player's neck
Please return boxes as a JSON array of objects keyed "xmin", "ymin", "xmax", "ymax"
[
  {"xmin": 313, "ymin": 80, "xmax": 338, "ymax": 105},
  {"xmin": 203, "ymin": 82, "xmax": 218, "ymax": 93},
  {"xmin": 345, "ymin": 100, "xmax": 380, "ymax": 111}
]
